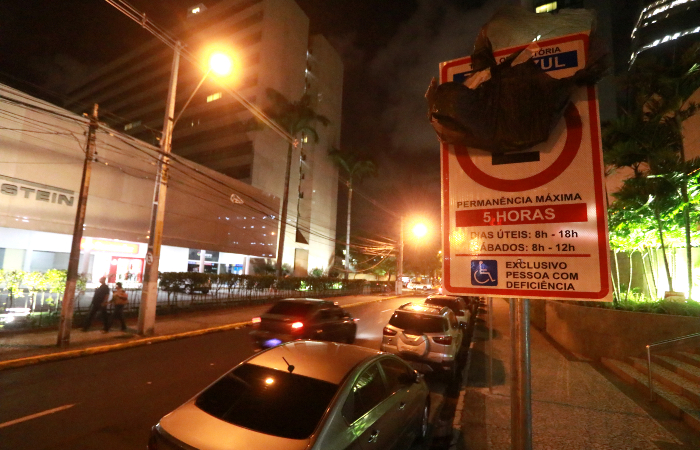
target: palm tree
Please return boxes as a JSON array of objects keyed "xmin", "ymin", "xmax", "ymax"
[
  {"xmin": 254, "ymin": 89, "xmax": 330, "ymax": 277},
  {"xmin": 604, "ymin": 107, "xmax": 682, "ymax": 295},
  {"xmin": 328, "ymin": 147, "xmax": 377, "ymax": 279},
  {"xmin": 619, "ymin": 45, "xmax": 700, "ymax": 298}
]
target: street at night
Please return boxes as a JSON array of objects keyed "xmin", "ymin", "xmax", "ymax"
[
  {"xmin": 1, "ymin": 294, "xmax": 465, "ymax": 450},
  {"xmin": 3, "ymin": 0, "xmax": 700, "ymax": 449}
]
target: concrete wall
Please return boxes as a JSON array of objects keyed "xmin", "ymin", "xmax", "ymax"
[{"xmin": 545, "ymin": 301, "xmax": 700, "ymax": 359}]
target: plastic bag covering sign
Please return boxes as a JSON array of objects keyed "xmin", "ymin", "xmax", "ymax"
[{"xmin": 441, "ymin": 33, "xmax": 611, "ymax": 300}]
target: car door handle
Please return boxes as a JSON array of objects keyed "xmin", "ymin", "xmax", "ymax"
[
  {"xmin": 398, "ymin": 402, "xmax": 406, "ymax": 411},
  {"xmin": 368, "ymin": 429, "xmax": 380, "ymax": 443}
]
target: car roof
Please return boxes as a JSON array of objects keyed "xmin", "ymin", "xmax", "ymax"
[
  {"xmin": 277, "ymin": 298, "xmax": 335, "ymax": 306},
  {"xmin": 247, "ymin": 341, "xmax": 381, "ymax": 384},
  {"xmin": 397, "ymin": 302, "xmax": 448, "ymax": 316},
  {"xmin": 426, "ymin": 295, "xmax": 464, "ymax": 303}
]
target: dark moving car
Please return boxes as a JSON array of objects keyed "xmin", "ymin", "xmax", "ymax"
[
  {"xmin": 149, "ymin": 341, "xmax": 430, "ymax": 450},
  {"xmin": 250, "ymin": 298, "xmax": 357, "ymax": 349}
]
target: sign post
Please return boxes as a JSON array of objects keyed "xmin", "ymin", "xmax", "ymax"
[
  {"xmin": 438, "ymin": 33, "xmax": 610, "ymax": 450},
  {"xmin": 440, "ymin": 33, "xmax": 611, "ymax": 301}
]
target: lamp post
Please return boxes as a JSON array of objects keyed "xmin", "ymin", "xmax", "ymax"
[
  {"xmin": 395, "ymin": 217, "xmax": 430, "ymax": 295},
  {"xmin": 137, "ymin": 48, "xmax": 232, "ymax": 336},
  {"xmin": 396, "ymin": 216, "xmax": 404, "ymax": 295}
]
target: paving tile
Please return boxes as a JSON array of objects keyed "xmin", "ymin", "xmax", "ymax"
[{"xmin": 461, "ymin": 298, "xmax": 700, "ymax": 450}]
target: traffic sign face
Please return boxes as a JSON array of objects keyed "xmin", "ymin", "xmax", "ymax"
[{"xmin": 440, "ymin": 33, "xmax": 611, "ymax": 300}]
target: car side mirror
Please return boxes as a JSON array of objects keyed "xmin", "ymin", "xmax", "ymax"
[{"xmin": 398, "ymin": 370, "xmax": 421, "ymax": 385}]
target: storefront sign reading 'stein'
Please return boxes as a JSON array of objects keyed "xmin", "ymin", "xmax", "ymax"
[{"xmin": 0, "ymin": 174, "xmax": 75, "ymax": 207}]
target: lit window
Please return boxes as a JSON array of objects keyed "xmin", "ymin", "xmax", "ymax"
[
  {"xmin": 187, "ymin": 3, "xmax": 207, "ymax": 17},
  {"xmin": 535, "ymin": 2, "xmax": 557, "ymax": 13},
  {"xmin": 124, "ymin": 120, "xmax": 141, "ymax": 131},
  {"xmin": 207, "ymin": 92, "xmax": 222, "ymax": 103}
]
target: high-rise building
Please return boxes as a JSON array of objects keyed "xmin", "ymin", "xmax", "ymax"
[
  {"xmin": 65, "ymin": 0, "xmax": 343, "ymax": 275},
  {"xmin": 533, "ymin": 0, "xmax": 617, "ymax": 120},
  {"xmin": 630, "ymin": 0, "xmax": 700, "ymax": 66}
]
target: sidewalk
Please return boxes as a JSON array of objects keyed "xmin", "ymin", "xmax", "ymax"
[
  {"xmin": 458, "ymin": 298, "xmax": 700, "ymax": 449},
  {"xmin": 0, "ymin": 294, "xmax": 397, "ymax": 370}
]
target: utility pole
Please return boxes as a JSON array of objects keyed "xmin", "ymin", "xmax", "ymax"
[
  {"xmin": 57, "ymin": 104, "xmax": 99, "ymax": 348},
  {"xmin": 138, "ymin": 43, "xmax": 181, "ymax": 336},
  {"xmin": 344, "ymin": 180, "xmax": 353, "ymax": 279},
  {"xmin": 396, "ymin": 216, "xmax": 404, "ymax": 295}
]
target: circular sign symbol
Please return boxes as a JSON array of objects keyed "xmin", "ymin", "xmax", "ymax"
[{"xmin": 454, "ymin": 103, "xmax": 582, "ymax": 192}]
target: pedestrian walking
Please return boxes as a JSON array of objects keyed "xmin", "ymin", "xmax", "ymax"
[
  {"xmin": 82, "ymin": 276, "xmax": 110, "ymax": 332},
  {"xmin": 107, "ymin": 282, "xmax": 128, "ymax": 332}
]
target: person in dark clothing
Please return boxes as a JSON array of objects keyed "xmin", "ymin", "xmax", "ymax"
[
  {"xmin": 106, "ymin": 282, "xmax": 128, "ymax": 332},
  {"xmin": 82, "ymin": 276, "xmax": 110, "ymax": 332}
]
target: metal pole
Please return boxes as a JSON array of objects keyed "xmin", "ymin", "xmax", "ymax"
[
  {"xmin": 138, "ymin": 42, "xmax": 181, "ymax": 336},
  {"xmin": 56, "ymin": 104, "xmax": 99, "ymax": 347},
  {"xmin": 344, "ymin": 182, "xmax": 352, "ymax": 280},
  {"xmin": 510, "ymin": 297, "xmax": 533, "ymax": 450},
  {"xmin": 488, "ymin": 296, "xmax": 494, "ymax": 394},
  {"xmin": 396, "ymin": 216, "xmax": 404, "ymax": 295},
  {"xmin": 647, "ymin": 345, "xmax": 655, "ymax": 401}
]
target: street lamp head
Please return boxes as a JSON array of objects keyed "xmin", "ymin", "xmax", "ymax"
[
  {"xmin": 412, "ymin": 223, "xmax": 428, "ymax": 238},
  {"xmin": 209, "ymin": 52, "xmax": 233, "ymax": 76}
]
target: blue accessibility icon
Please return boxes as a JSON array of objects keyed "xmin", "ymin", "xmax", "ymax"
[{"xmin": 471, "ymin": 260, "xmax": 498, "ymax": 286}]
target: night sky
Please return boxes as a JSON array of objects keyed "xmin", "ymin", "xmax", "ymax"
[{"xmin": 0, "ymin": 0, "xmax": 640, "ymax": 267}]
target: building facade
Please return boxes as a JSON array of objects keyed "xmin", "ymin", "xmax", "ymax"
[
  {"xmin": 64, "ymin": 0, "xmax": 342, "ymax": 275},
  {"xmin": 630, "ymin": 0, "xmax": 700, "ymax": 66},
  {"xmin": 0, "ymin": 83, "xmax": 279, "ymax": 285}
]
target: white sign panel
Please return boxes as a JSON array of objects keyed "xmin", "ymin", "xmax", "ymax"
[{"xmin": 441, "ymin": 33, "xmax": 611, "ymax": 300}]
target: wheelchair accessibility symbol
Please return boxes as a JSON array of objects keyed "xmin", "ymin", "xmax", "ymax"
[{"xmin": 471, "ymin": 260, "xmax": 498, "ymax": 286}]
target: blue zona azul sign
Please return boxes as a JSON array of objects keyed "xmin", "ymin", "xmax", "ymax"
[{"xmin": 451, "ymin": 50, "xmax": 579, "ymax": 84}]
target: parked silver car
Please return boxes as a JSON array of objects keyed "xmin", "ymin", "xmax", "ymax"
[
  {"xmin": 381, "ymin": 302, "xmax": 463, "ymax": 380},
  {"xmin": 148, "ymin": 340, "xmax": 431, "ymax": 450}
]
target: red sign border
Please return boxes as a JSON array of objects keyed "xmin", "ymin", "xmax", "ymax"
[{"xmin": 441, "ymin": 33, "xmax": 611, "ymax": 299}]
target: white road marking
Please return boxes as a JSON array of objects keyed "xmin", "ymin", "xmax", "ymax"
[
  {"xmin": 0, "ymin": 404, "xmax": 75, "ymax": 429},
  {"xmin": 380, "ymin": 308, "xmax": 394, "ymax": 313}
]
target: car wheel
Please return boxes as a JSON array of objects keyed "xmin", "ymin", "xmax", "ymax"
[
  {"xmin": 201, "ymin": 289, "xmax": 209, "ymax": 294},
  {"xmin": 345, "ymin": 333, "xmax": 355, "ymax": 344},
  {"xmin": 415, "ymin": 399, "xmax": 430, "ymax": 442}
]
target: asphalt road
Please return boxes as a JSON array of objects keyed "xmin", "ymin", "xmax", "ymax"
[{"xmin": 0, "ymin": 294, "xmax": 459, "ymax": 450}]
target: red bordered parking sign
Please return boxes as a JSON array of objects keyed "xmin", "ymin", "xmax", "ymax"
[{"xmin": 440, "ymin": 33, "xmax": 611, "ymax": 300}]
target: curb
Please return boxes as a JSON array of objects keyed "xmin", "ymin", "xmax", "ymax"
[
  {"xmin": 0, "ymin": 320, "xmax": 251, "ymax": 371},
  {"xmin": 0, "ymin": 294, "xmax": 411, "ymax": 371}
]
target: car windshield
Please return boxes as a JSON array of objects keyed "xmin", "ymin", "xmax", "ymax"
[
  {"xmin": 266, "ymin": 301, "xmax": 315, "ymax": 317},
  {"xmin": 389, "ymin": 311, "xmax": 447, "ymax": 333},
  {"xmin": 195, "ymin": 363, "xmax": 338, "ymax": 439}
]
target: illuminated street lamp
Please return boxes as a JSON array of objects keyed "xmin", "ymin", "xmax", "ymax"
[
  {"xmin": 138, "ymin": 47, "xmax": 233, "ymax": 336},
  {"xmin": 396, "ymin": 217, "xmax": 429, "ymax": 295}
]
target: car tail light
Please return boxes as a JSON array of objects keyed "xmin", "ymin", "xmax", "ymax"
[
  {"xmin": 291, "ymin": 321, "xmax": 304, "ymax": 329},
  {"xmin": 383, "ymin": 326, "xmax": 397, "ymax": 336},
  {"xmin": 433, "ymin": 335, "xmax": 452, "ymax": 345},
  {"xmin": 252, "ymin": 317, "xmax": 261, "ymax": 323}
]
